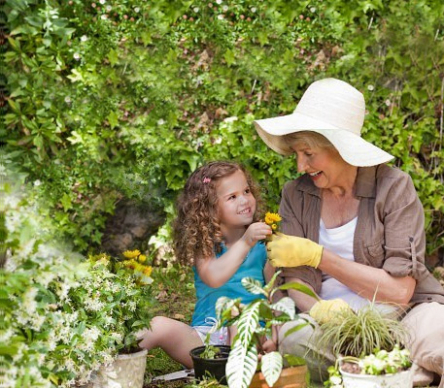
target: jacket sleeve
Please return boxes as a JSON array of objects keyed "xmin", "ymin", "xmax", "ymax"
[
  {"xmin": 279, "ymin": 181, "xmax": 322, "ymax": 293},
  {"xmin": 381, "ymin": 171, "xmax": 429, "ymax": 281}
]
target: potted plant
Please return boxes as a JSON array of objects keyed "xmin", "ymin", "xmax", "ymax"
[
  {"xmin": 189, "ymin": 337, "xmax": 231, "ymax": 384},
  {"xmin": 318, "ymin": 302, "xmax": 413, "ymax": 388},
  {"xmin": 84, "ymin": 250, "xmax": 155, "ymax": 388},
  {"xmin": 216, "ymin": 271, "xmax": 316, "ymax": 388}
]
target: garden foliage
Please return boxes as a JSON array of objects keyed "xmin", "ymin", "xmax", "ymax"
[
  {"xmin": 1, "ymin": 181, "xmax": 155, "ymax": 387},
  {"xmin": 4, "ymin": 0, "xmax": 444, "ymax": 256}
]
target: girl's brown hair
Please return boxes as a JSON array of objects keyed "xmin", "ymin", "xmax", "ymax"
[{"xmin": 172, "ymin": 161, "xmax": 263, "ymax": 265}]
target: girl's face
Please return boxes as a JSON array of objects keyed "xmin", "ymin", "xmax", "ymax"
[
  {"xmin": 216, "ymin": 169, "xmax": 256, "ymax": 229},
  {"xmin": 291, "ymin": 142, "xmax": 353, "ymax": 190}
]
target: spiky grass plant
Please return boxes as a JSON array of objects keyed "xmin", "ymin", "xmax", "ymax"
[{"xmin": 317, "ymin": 302, "xmax": 409, "ymax": 358}]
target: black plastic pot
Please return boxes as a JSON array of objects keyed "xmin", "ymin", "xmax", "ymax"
[{"xmin": 189, "ymin": 345, "xmax": 230, "ymax": 384}]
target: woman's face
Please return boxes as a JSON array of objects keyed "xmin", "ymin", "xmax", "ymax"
[
  {"xmin": 216, "ymin": 169, "xmax": 256, "ymax": 229},
  {"xmin": 291, "ymin": 142, "xmax": 352, "ymax": 190}
]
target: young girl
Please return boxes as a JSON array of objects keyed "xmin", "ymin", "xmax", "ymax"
[{"xmin": 137, "ymin": 161, "xmax": 273, "ymax": 368}]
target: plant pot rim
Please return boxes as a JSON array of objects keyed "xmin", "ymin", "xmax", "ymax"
[
  {"xmin": 115, "ymin": 348, "xmax": 148, "ymax": 360},
  {"xmin": 339, "ymin": 367, "xmax": 412, "ymax": 378},
  {"xmin": 189, "ymin": 345, "xmax": 231, "ymax": 362}
]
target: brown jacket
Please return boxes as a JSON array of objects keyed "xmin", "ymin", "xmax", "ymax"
[{"xmin": 279, "ymin": 164, "xmax": 444, "ymax": 306}]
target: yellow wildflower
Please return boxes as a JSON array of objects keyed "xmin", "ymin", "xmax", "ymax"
[
  {"xmin": 272, "ymin": 224, "xmax": 278, "ymax": 230},
  {"xmin": 142, "ymin": 266, "xmax": 153, "ymax": 277},
  {"xmin": 123, "ymin": 249, "xmax": 141, "ymax": 259},
  {"xmin": 138, "ymin": 254, "xmax": 147, "ymax": 263},
  {"xmin": 264, "ymin": 212, "xmax": 282, "ymax": 225}
]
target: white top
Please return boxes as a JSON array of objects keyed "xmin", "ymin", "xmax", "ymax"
[{"xmin": 319, "ymin": 217, "xmax": 396, "ymax": 314}]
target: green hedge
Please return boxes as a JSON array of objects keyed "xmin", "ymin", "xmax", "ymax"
[{"xmin": 5, "ymin": 0, "xmax": 444, "ymax": 255}]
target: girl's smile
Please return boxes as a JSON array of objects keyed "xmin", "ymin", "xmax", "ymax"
[{"xmin": 216, "ymin": 170, "xmax": 256, "ymax": 228}]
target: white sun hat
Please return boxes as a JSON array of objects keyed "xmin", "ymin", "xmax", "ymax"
[{"xmin": 254, "ymin": 78, "xmax": 394, "ymax": 167}]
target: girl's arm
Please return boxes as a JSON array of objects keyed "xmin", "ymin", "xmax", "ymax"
[
  {"xmin": 197, "ymin": 222, "xmax": 271, "ymax": 288},
  {"xmin": 263, "ymin": 261, "xmax": 275, "ymax": 284}
]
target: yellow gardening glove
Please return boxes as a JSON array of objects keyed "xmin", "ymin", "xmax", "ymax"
[
  {"xmin": 309, "ymin": 299, "xmax": 352, "ymax": 325},
  {"xmin": 267, "ymin": 232, "xmax": 323, "ymax": 268}
]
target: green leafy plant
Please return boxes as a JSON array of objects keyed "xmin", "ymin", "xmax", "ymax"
[
  {"xmin": 2, "ymin": 181, "xmax": 156, "ymax": 387},
  {"xmin": 316, "ymin": 302, "xmax": 408, "ymax": 359},
  {"xmin": 325, "ymin": 345, "xmax": 412, "ymax": 388},
  {"xmin": 216, "ymin": 271, "xmax": 317, "ymax": 388}
]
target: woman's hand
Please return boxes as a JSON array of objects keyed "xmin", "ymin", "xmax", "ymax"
[
  {"xmin": 242, "ymin": 222, "xmax": 272, "ymax": 247},
  {"xmin": 267, "ymin": 232, "xmax": 323, "ymax": 268}
]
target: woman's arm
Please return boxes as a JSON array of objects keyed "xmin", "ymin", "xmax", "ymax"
[
  {"xmin": 318, "ymin": 251, "xmax": 416, "ymax": 305},
  {"xmin": 197, "ymin": 222, "xmax": 271, "ymax": 288}
]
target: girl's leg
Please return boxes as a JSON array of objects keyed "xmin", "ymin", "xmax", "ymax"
[{"xmin": 137, "ymin": 316, "xmax": 204, "ymax": 368}]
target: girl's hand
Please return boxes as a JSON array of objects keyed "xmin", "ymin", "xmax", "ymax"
[{"xmin": 242, "ymin": 222, "xmax": 272, "ymax": 247}]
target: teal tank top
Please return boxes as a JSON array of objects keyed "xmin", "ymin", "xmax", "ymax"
[{"xmin": 191, "ymin": 242, "xmax": 267, "ymax": 327}]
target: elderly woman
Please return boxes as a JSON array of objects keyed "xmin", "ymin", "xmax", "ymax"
[{"xmin": 254, "ymin": 78, "xmax": 444, "ymax": 387}]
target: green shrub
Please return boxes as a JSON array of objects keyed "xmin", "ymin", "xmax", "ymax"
[{"xmin": 5, "ymin": 0, "xmax": 444, "ymax": 255}]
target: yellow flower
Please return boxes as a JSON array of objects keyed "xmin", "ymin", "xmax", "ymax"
[
  {"xmin": 272, "ymin": 224, "xmax": 278, "ymax": 230},
  {"xmin": 123, "ymin": 249, "xmax": 141, "ymax": 259},
  {"xmin": 264, "ymin": 212, "xmax": 282, "ymax": 226},
  {"xmin": 138, "ymin": 254, "xmax": 147, "ymax": 263},
  {"xmin": 142, "ymin": 266, "xmax": 152, "ymax": 277}
]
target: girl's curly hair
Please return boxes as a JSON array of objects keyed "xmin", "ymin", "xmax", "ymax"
[{"xmin": 172, "ymin": 161, "xmax": 263, "ymax": 265}]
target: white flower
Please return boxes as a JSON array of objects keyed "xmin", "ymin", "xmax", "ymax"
[
  {"xmin": 367, "ymin": 84, "xmax": 374, "ymax": 91},
  {"xmin": 223, "ymin": 5, "xmax": 229, "ymax": 11},
  {"xmin": 34, "ymin": 179, "xmax": 42, "ymax": 186},
  {"xmin": 157, "ymin": 119, "xmax": 165, "ymax": 125},
  {"xmin": 143, "ymin": 97, "xmax": 148, "ymax": 103},
  {"xmin": 224, "ymin": 116, "xmax": 238, "ymax": 123},
  {"xmin": 216, "ymin": 0, "xmax": 222, "ymax": 3},
  {"xmin": 134, "ymin": 7, "xmax": 140, "ymax": 13},
  {"xmin": 80, "ymin": 35, "xmax": 88, "ymax": 42},
  {"xmin": 73, "ymin": 53, "xmax": 81, "ymax": 60},
  {"xmin": 193, "ymin": 7, "xmax": 199, "ymax": 12},
  {"xmin": 99, "ymin": 0, "xmax": 105, "ymax": 3},
  {"xmin": 310, "ymin": 7, "xmax": 316, "ymax": 12},
  {"xmin": 217, "ymin": 14, "xmax": 224, "ymax": 20},
  {"xmin": 106, "ymin": 5, "xmax": 112, "ymax": 11},
  {"xmin": 385, "ymin": 99, "xmax": 391, "ymax": 106},
  {"xmin": 101, "ymin": 14, "xmax": 108, "ymax": 20},
  {"xmin": 64, "ymin": 96, "xmax": 71, "ymax": 103},
  {"xmin": 251, "ymin": 7, "xmax": 257, "ymax": 12}
]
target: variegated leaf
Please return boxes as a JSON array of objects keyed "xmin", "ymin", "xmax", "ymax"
[
  {"xmin": 237, "ymin": 302, "xmax": 260, "ymax": 347},
  {"xmin": 270, "ymin": 297, "xmax": 296, "ymax": 320},
  {"xmin": 261, "ymin": 351, "xmax": 283, "ymax": 387},
  {"xmin": 226, "ymin": 339, "xmax": 258, "ymax": 388},
  {"xmin": 263, "ymin": 270, "xmax": 281, "ymax": 294},
  {"xmin": 241, "ymin": 277, "xmax": 267, "ymax": 296},
  {"xmin": 215, "ymin": 296, "xmax": 240, "ymax": 320}
]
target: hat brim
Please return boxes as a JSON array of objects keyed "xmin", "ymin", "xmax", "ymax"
[{"xmin": 254, "ymin": 112, "xmax": 394, "ymax": 167}]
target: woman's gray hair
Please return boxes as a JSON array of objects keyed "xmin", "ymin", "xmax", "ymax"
[{"xmin": 283, "ymin": 131, "xmax": 335, "ymax": 150}]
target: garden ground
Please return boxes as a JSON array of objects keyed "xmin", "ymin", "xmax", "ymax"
[{"xmin": 144, "ymin": 264, "xmax": 444, "ymax": 388}]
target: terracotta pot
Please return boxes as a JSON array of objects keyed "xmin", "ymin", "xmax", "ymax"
[
  {"xmin": 249, "ymin": 365, "xmax": 308, "ymax": 388},
  {"xmin": 340, "ymin": 367, "xmax": 413, "ymax": 388},
  {"xmin": 86, "ymin": 349, "xmax": 147, "ymax": 388}
]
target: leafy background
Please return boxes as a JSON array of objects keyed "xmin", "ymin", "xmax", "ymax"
[{"xmin": 4, "ymin": 0, "xmax": 444, "ymax": 262}]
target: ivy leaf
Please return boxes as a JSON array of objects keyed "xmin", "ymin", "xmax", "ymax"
[
  {"xmin": 107, "ymin": 49, "xmax": 118, "ymax": 66},
  {"xmin": 224, "ymin": 49, "xmax": 235, "ymax": 66},
  {"xmin": 107, "ymin": 111, "xmax": 119, "ymax": 129},
  {"xmin": 261, "ymin": 351, "xmax": 283, "ymax": 387},
  {"xmin": 61, "ymin": 193, "xmax": 72, "ymax": 211}
]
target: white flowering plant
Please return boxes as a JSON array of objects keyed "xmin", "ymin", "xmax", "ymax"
[
  {"xmin": 2, "ymin": 184, "xmax": 154, "ymax": 387},
  {"xmin": 325, "ymin": 345, "xmax": 412, "ymax": 388}
]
